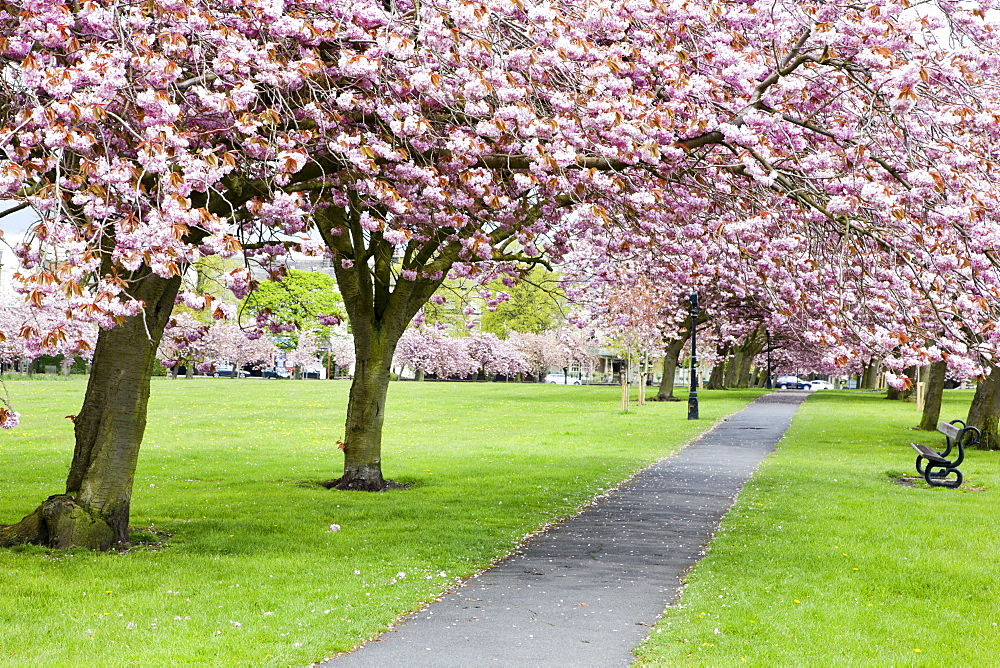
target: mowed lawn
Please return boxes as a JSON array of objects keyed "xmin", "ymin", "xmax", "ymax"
[
  {"xmin": 635, "ymin": 389, "xmax": 1000, "ymax": 665},
  {"xmin": 0, "ymin": 377, "xmax": 763, "ymax": 665}
]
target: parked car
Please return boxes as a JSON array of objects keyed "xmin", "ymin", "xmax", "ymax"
[
  {"xmin": 544, "ymin": 373, "xmax": 582, "ymax": 385},
  {"xmin": 775, "ymin": 375, "xmax": 811, "ymax": 390},
  {"xmin": 213, "ymin": 366, "xmax": 248, "ymax": 378},
  {"xmin": 262, "ymin": 367, "xmax": 290, "ymax": 379},
  {"xmin": 808, "ymin": 380, "xmax": 834, "ymax": 390}
]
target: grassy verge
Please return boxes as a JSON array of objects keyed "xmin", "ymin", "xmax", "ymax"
[
  {"xmin": 0, "ymin": 378, "xmax": 763, "ymax": 665},
  {"xmin": 634, "ymin": 389, "xmax": 1000, "ymax": 665}
]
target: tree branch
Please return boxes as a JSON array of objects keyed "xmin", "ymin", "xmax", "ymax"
[{"xmin": 0, "ymin": 202, "xmax": 29, "ymax": 220}]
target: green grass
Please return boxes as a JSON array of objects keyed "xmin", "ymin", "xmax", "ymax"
[
  {"xmin": 0, "ymin": 377, "xmax": 763, "ymax": 665},
  {"xmin": 634, "ymin": 389, "xmax": 1000, "ymax": 666}
]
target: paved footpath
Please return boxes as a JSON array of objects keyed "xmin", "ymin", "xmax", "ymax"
[{"xmin": 330, "ymin": 391, "xmax": 808, "ymax": 667}]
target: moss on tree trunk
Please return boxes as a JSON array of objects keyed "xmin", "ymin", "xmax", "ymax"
[{"xmin": 1, "ymin": 272, "xmax": 180, "ymax": 551}]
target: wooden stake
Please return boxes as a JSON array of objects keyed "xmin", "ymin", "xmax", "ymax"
[{"xmin": 621, "ymin": 370, "xmax": 629, "ymax": 412}]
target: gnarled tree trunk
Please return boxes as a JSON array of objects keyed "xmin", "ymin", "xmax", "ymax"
[
  {"xmin": 1, "ymin": 272, "xmax": 181, "ymax": 550},
  {"xmin": 918, "ymin": 360, "xmax": 947, "ymax": 431},
  {"xmin": 653, "ymin": 333, "xmax": 688, "ymax": 401},
  {"xmin": 967, "ymin": 366, "xmax": 1000, "ymax": 450}
]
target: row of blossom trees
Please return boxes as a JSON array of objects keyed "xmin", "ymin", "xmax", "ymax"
[
  {"xmin": 0, "ymin": 300, "xmax": 99, "ymax": 428},
  {"xmin": 394, "ymin": 328, "xmax": 595, "ymax": 381},
  {"xmin": 157, "ymin": 314, "xmax": 357, "ymax": 378}
]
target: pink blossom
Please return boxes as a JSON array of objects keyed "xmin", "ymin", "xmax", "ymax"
[{"xmin": 0, "ymin": 408, "xmax": 20, "ymax": 429}]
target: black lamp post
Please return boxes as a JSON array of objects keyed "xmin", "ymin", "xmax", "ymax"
[
  {"xmin": 687, "ymin": 292, "xmax": 699, "ymax": 420},
  {"xmin": 765, "ymin": 328, "xmax": 773, "ymax": 389}
]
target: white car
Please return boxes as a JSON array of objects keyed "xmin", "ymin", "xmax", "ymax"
[
  {"xmin": 808, "ymin": 380, "xmax": 834, "ymax": 390},
  {"xmin": 544, "ymin": 373, "xmax": 581, "ymax": 385},
  {"xmin": 775, "ymin": 376, "xmax": 810, "ymax": 389}
]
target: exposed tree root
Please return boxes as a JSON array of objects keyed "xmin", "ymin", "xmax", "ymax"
[
  {"xmin": 0, "ymin": 495, "xmax": 115, "ymax": 551},
  {"xmin": 0, "ymin": 502, "xmax": 48, "ymax": 548}
]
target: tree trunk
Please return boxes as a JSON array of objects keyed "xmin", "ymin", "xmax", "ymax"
[
  {"xmin": 313, "ymin": 203, "xmax": 489, "ymax": 489},
  {"xmin": 734, "ymin": 329, "xmax": 764, "ymax": 389},
  {"xmin": 653, "ymin": 334, "xmax": 687, "ymax": 401},
  {"xmin": 706, "ymin": 364, "xmax": 726, "ymax": 390},
  {"xmin": 736, "ymin": 351, "xmax": 754, "ymax": 389},
  {"xmin": 706, "ymin": 345, "xmax": 729, "ymax": 390},
  {"xmin": 967, "ymin": 367, "xmax": 1000, "ymax": 450},
  {"xmin": 322, "ymin": 330, "xmax": 396, "ymax": 490},
  {"xmin": 322, "ymin": 320, "xmax": 400, "ymax": 492},
  {"xmin": 723, "ymin": 349, "xmax": 742, "ymax": 388},
  {"xmin": 861, "ymin": 360, "xmax": 878, "ymax": 389},
  {"xmin": 918, "ymin": 360, "xmax": 947, "ymax": 431},
  {"xmin": 1, "ymin": 272, "xmax": 181, "ymax": 550}
]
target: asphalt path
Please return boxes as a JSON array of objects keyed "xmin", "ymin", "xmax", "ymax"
[{"xmin": 329, "ymin": 390, "xmax": 809, "ymax": 667}]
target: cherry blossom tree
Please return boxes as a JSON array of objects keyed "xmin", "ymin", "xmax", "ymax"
[
  {"xmin": 548, "ymin": 327, "xmax": 597, "ymax": 381},
  {"xmin": 466, "ymin": 332, "xmax": 529, "ymax": 379},
  {"xmin": 394, "ymin": 327, "xmax": 479, "ymax": 380},
  {"xmin": 200, "ymin": 322, "xmax": 278, "ymax": 376},
  {"xmin": 285, "ymin": 329, "xmax": 321, "ymax": 378},
  {"xmin": 0, "ymin": 298, "xmax": 97, "ymax": 371},
  {"xmin": 157, "ymin": 312, "xmax": 210, "ymax": 378},
  {"xmin": 506, "ymin": 331, "xmax": 568, "ymax": 380},
  {"xmin": 328, "ymin": 332, "xmax": 355, "ymax": 377},
  {"xmin": 0, "ymin": 300, "xmax": 98, "ymax": 425}
]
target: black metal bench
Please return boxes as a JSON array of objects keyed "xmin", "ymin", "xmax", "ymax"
[{"xmin": 911, "ymin": 420, "xmax": 980, "ymax": 489}]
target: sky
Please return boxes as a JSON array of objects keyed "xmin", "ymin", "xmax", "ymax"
[{"xmin": 0, "ymin": 201, "xmax": 38, "ymax": 297}]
